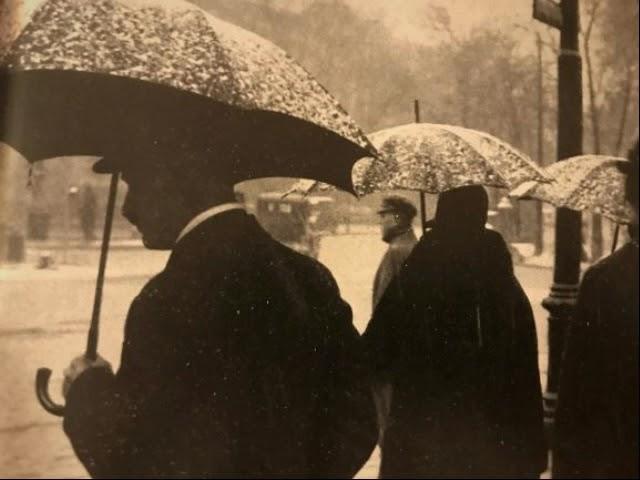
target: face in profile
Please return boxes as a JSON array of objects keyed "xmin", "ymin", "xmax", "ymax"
[
  {"xmin": 379, "ymin": 211, "xmax": 401, "ymax": 241},
  {"xmin": 121, "ymin": 169, "xmax": 189, "ymax": 250}
]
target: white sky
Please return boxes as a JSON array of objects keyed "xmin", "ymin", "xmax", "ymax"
[
  {"xmin": 11, "ymin": 0, "xmax": 553, "ymax": 54},
  {"xmin": 264, "ymin": 0, "xmax": 538, "ymax": 45},
  {"xmin": 346, "ymin": 0, "xmax": 533, "ymax": 44},
  {"xmin": 15, "ymin": 0, "xmax": 542, "ymax": 46}
]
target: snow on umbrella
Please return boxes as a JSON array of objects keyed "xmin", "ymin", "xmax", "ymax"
[
  {"xmin": 367, "ymin": 123, "xmax": 549, "ymax": 193},
  {"xmin": 289, "ymin": 122, "xmax": 548, "ymax": 196},
  {"xmin": 285, "ymin": 156, "xmax": 388, "ymax": 197},
  {"xmin": 0, "ymin": 0, "xmax": 376, "ymax": 417},
  {"xmin": 0, "ymin": 0, "xmax": 375, "ymax": 191},
  {"xmin": 510, "ymin": 154, "xmax": 634, "ymax": 224}
]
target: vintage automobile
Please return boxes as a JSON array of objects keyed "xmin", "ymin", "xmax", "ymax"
[{"xmin": 255, "ymin": 192, "xmax": 336, "ymax": 258}]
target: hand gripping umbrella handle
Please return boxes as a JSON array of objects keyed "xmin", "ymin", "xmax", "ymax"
[{"xmin": 35, "ymin": 173, "xmax": 120, "ymax": 417}]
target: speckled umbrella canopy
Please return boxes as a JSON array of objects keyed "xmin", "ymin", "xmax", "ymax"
[
  {"xmin": 510, "ymin": 155, "xmax": 634, "ymax": 224},
  {"xmin": 0, "ymin": 0, "xmax": 375, "ymax": 190},
  {"xmin": 289, "ymin": 123, "xmax": 549, "ymax": 196}
]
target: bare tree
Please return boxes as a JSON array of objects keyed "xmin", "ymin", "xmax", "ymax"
[
  {"xmin": 583, "ymin": 0, "xmax": 602, "ymax": 154},
  {"xmin": 602, "ymin": 3, "xmax": 640, "ymax": 155},
  {"xmin": 613, "ymin": 63, "xmax": 637, "ymax": 156},
  {"xmin": 580, "ymin": 0, "xmax": 639, "ymax": 259},
  {"xmin": 582, "ymin": 0, "xmax": 604, "ymax": 260}
]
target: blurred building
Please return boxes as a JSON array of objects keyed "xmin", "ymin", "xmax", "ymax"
[{"xmin": 0, "ymin": 152, "xmax": 138, "ymax": 263}]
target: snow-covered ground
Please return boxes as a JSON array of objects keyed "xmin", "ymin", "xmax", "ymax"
[{"xmin": 0, "ymin": 233, "xmax": 552, "ymax": 478}]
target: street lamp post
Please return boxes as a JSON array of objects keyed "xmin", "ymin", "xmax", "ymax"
[{"xmin": 538, "ymin": 0, "xmax": 583, "ymax": 443}]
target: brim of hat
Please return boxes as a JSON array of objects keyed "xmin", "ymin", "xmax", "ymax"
[{"xmin": 92, "ymin": 158, "xmax": 119, "ymax": 174}]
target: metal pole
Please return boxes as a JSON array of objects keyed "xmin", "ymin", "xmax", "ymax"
[
  {"xmin": 419, "ymin": 194, "xmax": 427, "ymax": 232},
  {"xmin": 85, "ymin": 173, "xmax": 119, "ymax": 361},
  {"xmin": 34, "ymin": 173, "xmax": 120, "ymax": 417},
  {"xmin": 414, "ymin": 99, "xmax": 428, "ymax": 232},
  {"xmin": 62, "ymin": 186, "xmax": 69, "ymax": 264},
  {"xmin": 541, "ymin": 0, "xmax": 583, "ymax": 444},
  {"xmin": 611, "ymin": 223, "xmax": 620, "ymax": 254}
]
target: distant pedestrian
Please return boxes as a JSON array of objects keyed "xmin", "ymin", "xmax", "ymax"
[
  {"xmin": 553, "ymin": 140, "xmax": 639, "ymax": 478},
  {"xmin": 364, "ymin": 185, "xmax": 547, "ymax": 478},
  {"xmin": 372, "ymin": 196, "xmax": 418, "ymax": 309},
  {"xmin": 370, "ymin": 195, "xmax": 418, "ymax": 447},
  {"xmin": 79, "ymin": 183, "xmax": 97, "ymax": 242}
]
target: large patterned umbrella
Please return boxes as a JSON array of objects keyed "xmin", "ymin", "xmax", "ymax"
[
  {"xmin": 290, "ymin": 123, "xmax": 548, "ymax": 196},
  {"xmin": 0, "ymin": 0, "xmax": 376, "ymax": 417},
  {"xmin": 510, "ymin": 154, "xmax": 634, "ymax": 224},
  {"xmin": 0, "ymin": 0, "xmax": 375, "ymax": 190}
]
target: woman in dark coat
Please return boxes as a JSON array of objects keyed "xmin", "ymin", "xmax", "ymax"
[
  {"xmin": 363, "ymin": 185, "xmax": 547, "ymax": 478},
  {"xmin": 553, "ymin": 142, "xmax": 639, "ymax": 478}
]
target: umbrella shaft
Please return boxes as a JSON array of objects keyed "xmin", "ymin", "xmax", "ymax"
[
  {"xmin": 86, "ymin": 172, "xmax": 119, "ymax": 360},
  {"xmin": 611, "ymin": 224, "xmax": 620, "ymax": 254},
  {"xmin": 420, "ymin": 193, "xmax": 427, "ymax": 232}
]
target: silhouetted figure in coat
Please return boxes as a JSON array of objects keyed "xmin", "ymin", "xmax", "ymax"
[
  {"xmin": 62, "ymin": 159, "xmax": 377, "ymax": 478},
  {"xmin": 364, "ymin": 185, "xmax": 547, "ymax": 478},
  {"xmin": 554, "ymin": 141, "xmax": 639, "ymax": 478}
]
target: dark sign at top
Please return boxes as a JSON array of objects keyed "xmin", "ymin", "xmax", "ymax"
[{"xmin": 533, "ymin": 0, "xmax": 563, "ymax": 30}]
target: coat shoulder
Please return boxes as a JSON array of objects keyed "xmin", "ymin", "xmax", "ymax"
[
  {"xmin": 386, "ymin": 243, "xmax": 413, "ymax": 266},
  {"xmin": 388, "ymin": 239, "xmax": 416, "ymax": 256},
  {"xmin": 273, "ymin": 240, "xmax": 341, "ymax": 294},
  {"xmin": 484, "ymin": 228, "xmax": 507, "ymax": 244},
  {"xmin": 585, "ymin": 243, "xmax": 636, "ymax": 280},
  {"xmin": 577, "ymin": 243, "xmax": 638, "ymax": 323}
]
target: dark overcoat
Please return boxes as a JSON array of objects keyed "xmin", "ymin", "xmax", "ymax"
[
  {"xmin": 363, "ymin": 228, "xmax": 547, "ymax": 478},
  {"xmin": 372, "ymin": 229, "xmax": 418, "ymax": 309},
  {"xmin": 64, "ymin": 210, "xmax": 377, "ymax": 478},
  {"xmin": 553, "ymin": 242, "xmax": 639, "ymax": 478}
]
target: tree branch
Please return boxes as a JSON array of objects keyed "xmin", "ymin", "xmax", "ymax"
[
  {"xmin": 513, "ymin": 23, "xmax": 559, "ymax": 55},
  {"xmin": 584, "ymin": 0, "xmax": 601, "ymax": 42},
  {"xmin": 582, "ymin": 0, "xmax": 602, "ymax": 154},
  {"xmin": 613, "ymin": 64, "xmax": 634, "ymax": 156},
  {"xmin": 427, "ymin": 4, "xmax": 460, "ymax": 46},
  {"xmin": 544, "ymin": 29, "xmax": 559, "ymax": 56}
]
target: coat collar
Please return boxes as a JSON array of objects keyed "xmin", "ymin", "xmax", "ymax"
[
  {"xmin": 176, "ymin": 203, "xmax": 245, "ymax": 244},
  {"xmin": 167, "ymin": 209, "xmax": 255, "ymax": 272},
  {"xmin": 387, "ymin": 228, "xmax": 417, "ymax": 247}
]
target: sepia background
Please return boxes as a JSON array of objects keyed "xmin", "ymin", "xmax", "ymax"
[{"xmin": 1, "ymin": 0, "xmax": 638, "ymax": 477}]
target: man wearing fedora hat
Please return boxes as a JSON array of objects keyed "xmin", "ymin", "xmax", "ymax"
[
  {"xmin": 372, "ymin": 196, "xmax": 418, "ymax": 309},
  {"xmin": 60, "ymin": 156, "xmax": 377, "ymax": 478},
  {"xmin": 370, "ymin": 195, "xmax": 418, "ymax": 447}
]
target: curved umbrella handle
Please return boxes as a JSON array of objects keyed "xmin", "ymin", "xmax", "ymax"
[
  {"xmin": 34, "ymin": 173, "xmax": 118, "ymax": 419},
  {"xmin": 35, "ymin": 368, "xmax": 65, "ymax": 417}
]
